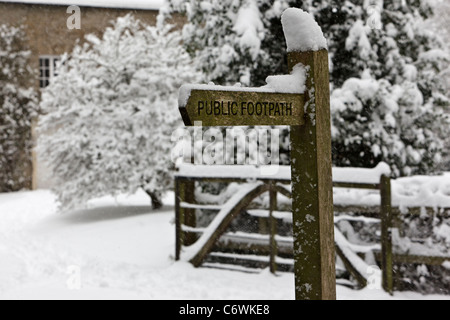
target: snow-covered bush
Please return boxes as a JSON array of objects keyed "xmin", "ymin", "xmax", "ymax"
[
  {"xmin": 427, "ymin": 0, "xmax": 450, "ymax": 170},
  {"xmin": 38, "ymin": 14, "xmax": 202, "ymax": 210},
  {"xmin": 330, "ymin": 0, "xmax": 450, "ymax": 176},
  {"xmin": 161, "ymin": 0, "xmax": 450, "ymax": 175},
  {"xmin": 331, "ymin": 71, "xmax": 448, "ymax": 177},
  {"xmin": 159, "ymin": 0, "xmax": 266, "ymax": 86},
  {"xmin": 0, "ymin": 24, "xmax": 38, "ymax": 192}
]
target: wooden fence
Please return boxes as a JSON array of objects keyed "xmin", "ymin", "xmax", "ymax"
[{"xmin": 174, "ymin": 164, "xmax": 450, "ymax": 294}]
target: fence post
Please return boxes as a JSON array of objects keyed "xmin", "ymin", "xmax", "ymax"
[
  {"xmin": 184, "ymin": 180, "xmax": 197, "ymax": 247},
  {"xmin": 380, "ymin": 175, "xmax": 393, "ymax": 295},
  {"xmin": 175, "ymin": 179, "xmax": 197, "ymax": 261},
  {"xmin": 175, "ymin": 178, "xmax": 182, "ymax": 261},
  {"xmin": 269, "ymin": 185, "xmax": 278, "ymax": 274}
]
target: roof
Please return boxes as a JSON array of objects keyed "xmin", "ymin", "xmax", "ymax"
[{"xmin": 0, "ymin": 0, "xmax": 164, "ymax": 10}]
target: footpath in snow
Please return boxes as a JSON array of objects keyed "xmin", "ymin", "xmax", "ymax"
[{"xmin": 0, "ymin": 189, "xmax": 448, "ymax": 300}]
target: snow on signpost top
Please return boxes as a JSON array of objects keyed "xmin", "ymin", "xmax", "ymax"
[
  {"xmin": 281, "ymin": 8, "xmax": 328, "ymax": 52},
  {"xmin": 178, "ymin": 64, "xmax": 307, "ymax": 108}
]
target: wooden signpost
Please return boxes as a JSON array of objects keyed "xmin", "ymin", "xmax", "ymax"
[
  {"xmin": 180, "ymin": 90, "xmax": 305, "ymax": 127},
  {"xmin": 177, "ymin": 16, "xmax": 336, "ymax": 301}
]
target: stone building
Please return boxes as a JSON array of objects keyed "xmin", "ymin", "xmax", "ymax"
[{"xmin": 0, "ymin": 0, "xmax": 179, "ymax": 189}]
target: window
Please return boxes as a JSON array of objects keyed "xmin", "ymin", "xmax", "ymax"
[{"xmin": 39, "ymin": 56, "xmax": 61, "ymax": 88}]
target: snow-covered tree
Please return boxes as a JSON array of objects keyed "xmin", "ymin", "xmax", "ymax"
[
  {"xmin": 329, "ymin": 0, "xmax": 449, "ymax": 176},
  {"xmin": 38, "ymin": 14, "xmax": 202, "ymax": 210},
  {"xmin": 161, "ymin": 0, "xmax": 449, "ymax": 176},
  {"xmin": 159, "ymin": 0, "xmax": 276, "ymax": 86},
  {"xmin": 0, "ymin": 24, "xmax": 38, "ymax": 192},
  {"xmin": 427, "ymin": 0, "xmax": 450, "ymax": 170}
]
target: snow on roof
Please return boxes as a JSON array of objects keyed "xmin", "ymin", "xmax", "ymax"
[{"xmin": 0, "ymin": 0, "xmax": 164, "ymax": 10}]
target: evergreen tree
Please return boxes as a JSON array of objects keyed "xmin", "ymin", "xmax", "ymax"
[
  {"xmin": 427, "ymin": 0, "xmax": 450, "ymax": 170},
  {"xmin": 38, "ymin": 15, "xmax": 202, "ymax": 210},
  {"xmin": 330, "ymin": 0, "xmax": 449, "ymax": 176},
  {"xmin": 0, "ymin": 24, "xmax": 38, "ymax": 192},
  {"xmin": 161, "ymin": 0, "xmax": 449, "ymax": 175},
  {"xmin": 160, "ymin": 0, "xmax": 267, "ymax": 86}
]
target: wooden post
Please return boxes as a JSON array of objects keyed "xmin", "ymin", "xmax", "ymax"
[
  {"xmin": 259, "ymin": 217, "xmax": 269, "ymax": 235},
  {"xmin": 175, "ymin": 178, "xmax": 182, "ymax": 261},
  {"xmin": 269, "ymin": 185, "xmax": 278, "ymax": 274},
  {"xmin": 288, "ymin": 49, "xmax": 336, "ymax": 300},
  {"xmin": 184, "ymin": 180, "xmax": 197, "ymax": 247},
  {"xmin": 177, "ymin": 47, "xmax": 336, "ymax": 301},
  {"xmin": 380, "ymin": 175, "xmax": 393, "ymax": 295},
  {"xmin": 175, "ymin": 179, "xmax": 197, "ymax": 261}
]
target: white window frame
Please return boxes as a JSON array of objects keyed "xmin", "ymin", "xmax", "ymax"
[{"xmin": 39, "ymin": 55, "xmax": 61, "ymax": 88}]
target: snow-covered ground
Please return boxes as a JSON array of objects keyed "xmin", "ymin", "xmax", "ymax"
[{"xmin": 0, "ymin": 190, "xmax": 448, "ymax": 300}]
